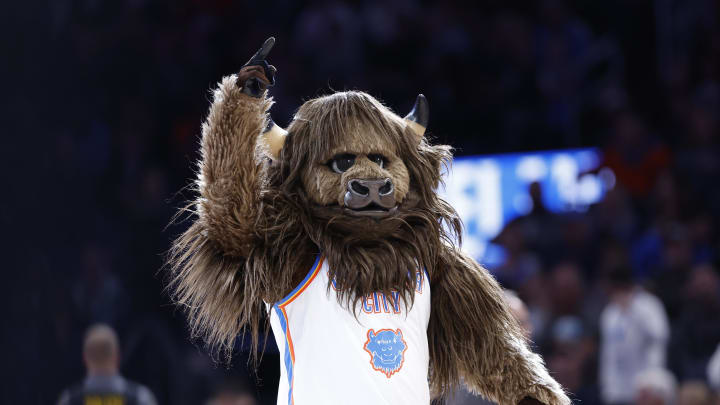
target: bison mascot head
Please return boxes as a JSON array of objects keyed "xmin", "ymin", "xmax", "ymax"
[{"xmin": 263, "ymin": 91, "xmax": 460, "ymax": 301}]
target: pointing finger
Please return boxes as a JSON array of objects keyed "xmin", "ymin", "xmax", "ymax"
[{"xmin": 247, "ymin": 37, "xmax": 275, "ymax": 64}]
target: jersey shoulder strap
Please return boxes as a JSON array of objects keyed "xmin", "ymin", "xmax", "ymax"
[{"xmin": 275, "ymin": 254, "xmax": 324, "ymax": 307}]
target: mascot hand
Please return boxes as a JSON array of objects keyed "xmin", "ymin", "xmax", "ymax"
[{"xmin": 239, "ymin": 37, "xmax": 277, "ymax": 98}]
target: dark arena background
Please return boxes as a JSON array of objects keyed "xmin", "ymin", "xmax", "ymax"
[{"xmin": 4, "ymin": 1, "xmax": 720, "ymax": 404}]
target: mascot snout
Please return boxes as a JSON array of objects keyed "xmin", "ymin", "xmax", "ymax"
[{"xmin": 344, "ymin": 178, "xmax": 397, "ymax": 218}]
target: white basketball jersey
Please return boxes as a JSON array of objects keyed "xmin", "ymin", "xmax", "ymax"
[{"xmin": 269, "ymin": 254, "xmax": 431, "ymax": 405}]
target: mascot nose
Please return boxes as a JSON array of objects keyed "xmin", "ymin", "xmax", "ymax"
[{"xmin": 345, "ymin": 178, "xmax": 396, "ymax": 210}]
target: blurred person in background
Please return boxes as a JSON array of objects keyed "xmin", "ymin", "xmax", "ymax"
[
  {"xmin": 206, "ymin": 377, "xmax": 257, "ymax": 405},
  {"xmin": 669, "ymin": 263, "xmax": 720, "ymax": 381},
  {"xmin": 599, "ymin": 266, "xmax": 669, "ymax": 405},
  {"xmin": 57, "ymin": 324, "xmax": 157, "ymax": 405},
  {"xmin": 525, "ymin": 260, "xmax": 600, "ymax": 355},
  {"xmin": 546, "ymin": 262, "xmax": 586, "ymax": 322},
  {"xmin": 491, "ymin": 219, "xmax": 543, "ymax": 292},
  {"xmin": 634, "ymin": 368, "xmax": 678, "ymax": 405},
  {"xmin": 546, "ymin": 316, "xmax": 599, "ymax": 404},
  {"xmin": 602, "ymin": 110, "xmax": 671, "ymax": 201}
]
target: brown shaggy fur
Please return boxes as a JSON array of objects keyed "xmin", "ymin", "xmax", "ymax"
[{"xmin": 168, "ymin": 74, "xmax": 570, "ymax": 405}]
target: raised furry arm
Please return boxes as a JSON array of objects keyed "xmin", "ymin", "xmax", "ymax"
[
  {"xmin": 428, "ymin": 247, "xmax": 570, "ymax": 405},
  {"xmin": 166, "ymin": 75, "xmax": 273, "ymax": 358},
  {"xmin": 195, "ymin": 75, "xmax": 273, "ymax": 256}
]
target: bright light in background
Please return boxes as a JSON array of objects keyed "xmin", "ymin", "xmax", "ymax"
[
  {"xmin": 442, "ymin": 159, "xmax": 503, "ymax": 259},
  {"xmin": 516, "ymin": 155, "xmax": 548, "ymax": 182},
  {"xmin": 440, "ymin": 148, "xmax": 612, "ymax": 267}
]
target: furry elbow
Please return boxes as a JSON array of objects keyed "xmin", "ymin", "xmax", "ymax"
[{"xmin": 195, "ymin": 197, "xmax": 257, "ymax": 258}]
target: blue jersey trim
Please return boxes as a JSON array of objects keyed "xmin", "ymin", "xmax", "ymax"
[
  {"xmin": 273, "ymin": 305, "xmax": 294, "ymax": 405},
  {"xmin": 272, "ymin": 253, "xmax": 322, "ymax": 405}
]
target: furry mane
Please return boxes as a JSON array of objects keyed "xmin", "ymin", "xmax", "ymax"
[{"xmin": 250, "ymin": 91, "xmax": 463, "ymax": 346}]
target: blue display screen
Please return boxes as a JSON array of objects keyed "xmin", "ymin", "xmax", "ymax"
[{"xmin": 440, "ymin": 148, "xmax": 612, "ymax": 266}]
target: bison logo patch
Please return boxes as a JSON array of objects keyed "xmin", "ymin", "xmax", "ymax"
[{"xmin": 363, "ymin": 328, "xmax": 407, "ymax": 378}]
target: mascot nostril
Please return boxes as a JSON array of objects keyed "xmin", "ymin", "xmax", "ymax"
[
  {"xmin": 379, "ymin": 179, "xmax": 393, "ymax": 196},
  {"xmin": 344, "ymin": 178, "xmax": 397, "ymax": 217},
  {"xmin": 349, "ymin": 180, "xmax": 370, "ymax": 196}
]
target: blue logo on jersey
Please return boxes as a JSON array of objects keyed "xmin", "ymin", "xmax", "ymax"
[{"xmin": 363, "ymin": 328, "xmax": 407, "ymax": 378}]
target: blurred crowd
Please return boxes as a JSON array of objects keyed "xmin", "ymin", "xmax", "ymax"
[{"xmin": 4, "ymin": 0, "xmax": 720, "ymax": 404}]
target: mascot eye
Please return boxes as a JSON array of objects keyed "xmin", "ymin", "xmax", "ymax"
[
  {"xmin": 368, "ymin": 154, "xmax": 386, "ymax": 168},
  {"xmin": 330, "ymin": 154, "xmax": 356, "ymax": 173}
]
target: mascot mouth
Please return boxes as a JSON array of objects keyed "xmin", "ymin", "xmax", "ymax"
[{"xmin": 344, "ymin": 202, "xmax": 398, "ymax": 218}]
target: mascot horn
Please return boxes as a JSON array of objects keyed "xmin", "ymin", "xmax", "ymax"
[{"xmin": 168, "ymin": 37, "xmax": 570, "ymax": 405}]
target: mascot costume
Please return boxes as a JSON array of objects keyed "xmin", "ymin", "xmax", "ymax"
[{"xmin": 169, "ymin": 38, "xmax": 569, "ymax": 405}]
